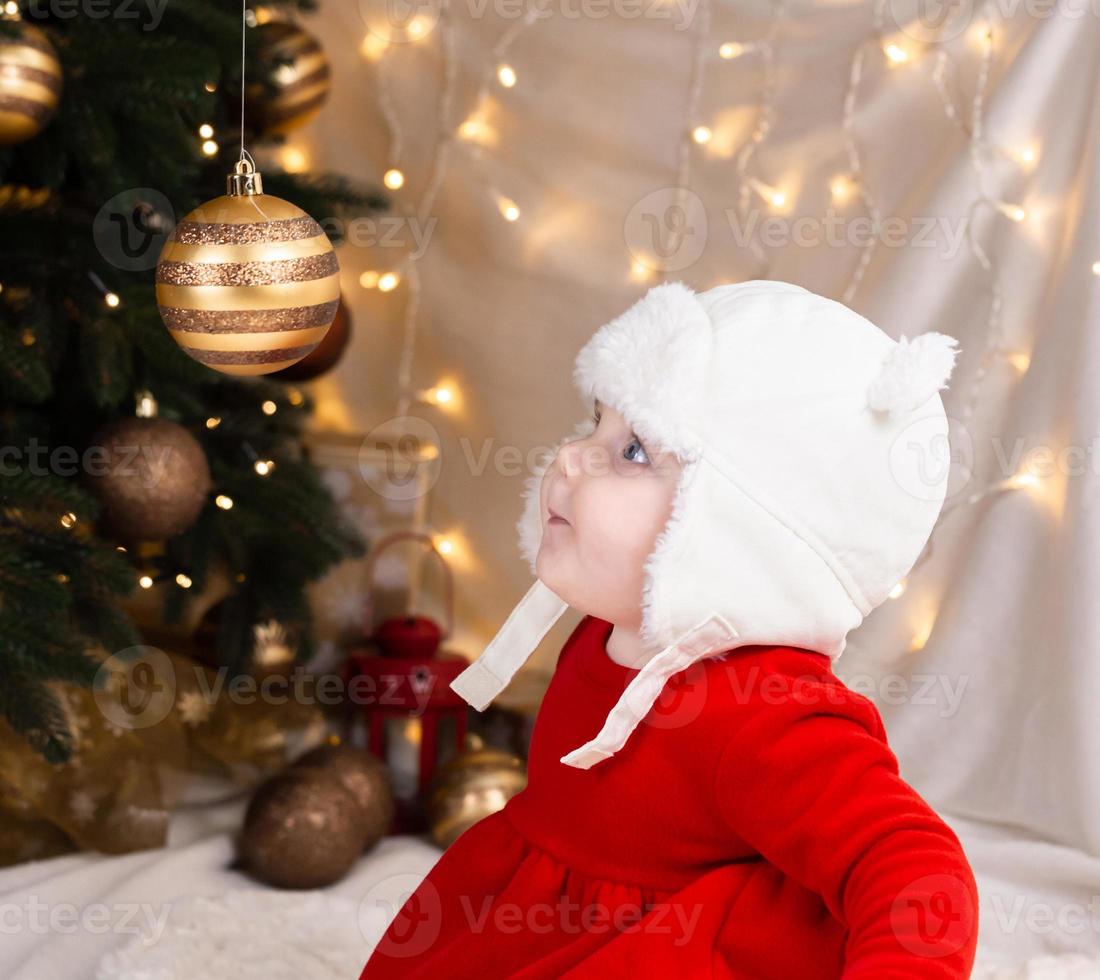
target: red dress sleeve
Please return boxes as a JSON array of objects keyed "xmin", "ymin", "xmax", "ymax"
[{"xmin": 712, "ymin": 668, "xmax": 980, "ymax": 978}]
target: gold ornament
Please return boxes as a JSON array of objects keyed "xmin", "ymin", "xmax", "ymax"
[
  {"xmin": 292, "ymin": 743, "xmax": 395, "ymax": 848},
  {"xmin": 426, "ymin": 733, "xmax": 527, "ymax": 849},
  {"xmin": 155, "ymin": 159, "xmax": 341, "ymax": 377},
  {"xmin": 240, "ymin": 767, "xmax": 366, "ymax": 889},
  {"xmin": 0, "ymin": 11, "xmax": 63, "ymax": 147},
  {"xmin": 271, "ymin": 294, "xmax": 351, "ymax": 381},
  {"xmin": 84, "ymin": 416, "xmax": 212, "ymax": 542},
  {"xmin": 246, "ymin": 19, "xmax": 331, "ymax": 137}
]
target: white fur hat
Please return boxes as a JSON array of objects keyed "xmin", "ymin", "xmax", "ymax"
[{"xmin": 451, "ymin": 279, "xmax": 960, "ymax": 769}]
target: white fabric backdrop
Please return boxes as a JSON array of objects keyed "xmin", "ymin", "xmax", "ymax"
[{"xmin": 277, "ymin": 0, "xmax": 1100, "ymax": 967}]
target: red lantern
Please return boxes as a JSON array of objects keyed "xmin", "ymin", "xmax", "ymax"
[{"xmin": 342, "ymin": 532, "xmax": 468, "ymax": 834}]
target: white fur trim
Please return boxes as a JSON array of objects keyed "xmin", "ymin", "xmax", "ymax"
[{"xmin": 573, "ymin": 281, "xmax": 711, "ymax": 460}]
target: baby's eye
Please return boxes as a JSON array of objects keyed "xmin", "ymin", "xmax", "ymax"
[{"xmin": 623, "ymin": 437, "xmax": 649, "ymax": 465}]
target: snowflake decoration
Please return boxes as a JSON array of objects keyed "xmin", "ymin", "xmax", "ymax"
[{"xmin": 177, "ymin": 689, "xmax": 214, "ymax": 728}]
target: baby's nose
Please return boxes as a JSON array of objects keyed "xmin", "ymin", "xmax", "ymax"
[{"xmin": 558, "ymin": 442, "xmax": 584, "ymax": 477}]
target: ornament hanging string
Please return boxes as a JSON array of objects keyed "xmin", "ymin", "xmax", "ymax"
[{"xmin": 237, "ymin": 0, "xmax": 265, "ymax": 219}]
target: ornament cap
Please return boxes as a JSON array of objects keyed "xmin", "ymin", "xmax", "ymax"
[{"xmin": 227, "ymin": 158, "xmax": 264, "ymax": 197}]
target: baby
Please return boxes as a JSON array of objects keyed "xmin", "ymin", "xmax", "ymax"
[{"xmin": 359, "ymin": 279, "xmax": 980, "ymax": 978}]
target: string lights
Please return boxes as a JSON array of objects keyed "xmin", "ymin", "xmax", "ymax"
[
  {"xmin": 732, "ymin": 0, "xmax": 787, "ymax": 281},
  {"xmin": 344, "ymin": 4, "xmax": 1070, "ymax": 663}
]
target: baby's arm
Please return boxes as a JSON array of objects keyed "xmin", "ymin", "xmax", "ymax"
[{"xmin": 713, "ymin": 671, "xmax": 979, "ymax": 978}]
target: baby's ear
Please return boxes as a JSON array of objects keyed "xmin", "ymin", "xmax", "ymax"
[{"xmin": 866, "ymin": 332, "xmax": 961, "ymax": 418}]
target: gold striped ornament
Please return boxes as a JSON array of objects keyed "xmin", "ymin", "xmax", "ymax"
[
  {"xmin": 0, "ymin": 11, "xmax": 63, "ymax": 147},
  {"xmin": 245, "ymin": 19, "xmax": 331, "ymax": 138},
  {"xmin": 155, "ymin": 159, "xmax": 341, "ymax": 377}
]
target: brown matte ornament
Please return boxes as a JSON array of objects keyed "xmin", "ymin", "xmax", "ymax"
[
  {"xmin": 271, "ymin": 295, "xmax": 351, "ymax": 381},
  {"xmin": 0, "ymin": 13, "xmax": 63, "ymax": 147},
  {"xmin": 240, "ymin": 767, "xmax": 366, "ymax": 889},
  {"xmin": 245, "ymin": 19, "xmax": 332, "ymax": 137},
  {"xmin": 154, "ymin": 159, "xmax": 340, "ymax": 377},
  {"xmin": 292, "ymin": 743, "xmax": 396, "ymax": 847},
  {"xmin": 85, "ymin": 416, "xmax": 211, "ymax": 542}
]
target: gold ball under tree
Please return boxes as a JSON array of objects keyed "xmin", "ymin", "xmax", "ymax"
[
  {"xmin": 293, "ymin": 743, "xmax": 396, "ymax": 847},
  {"xmin": 84, "ymin": 416, "xmax": 212, "ymax": 542},
  {"xmin": 0, "ymin": 11, "xmax": 63, "ymax": 146},
  {"xmin": 155, "ymin": 159, "xmax": 341, "ymax": 377},
  {"xmin": 240, "ymin": 767, "xmax": 366, "ymax": 889},
  {"xmin": 245, "ymin": 19, "xmax": 331, "ymax": 137}
]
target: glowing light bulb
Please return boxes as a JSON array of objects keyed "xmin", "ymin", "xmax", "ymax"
[
  {"xmin": 497, "ymin": 63, "xmax": 516, "ymax": 88},
  {"xmin": 384, "ymin": 168, "xmax": 404, "ymax": 189},
  {"xmin": 1091, "ymin": 260, "xmax": 1100, "ymax": 276},
  {"xmin": 1009, "ymin": 471, "xmax": 1039, "ymax": 490},
  {"xmin": 1015, "ymin": 144, "xmax": 1038, "ymax": 168},
  {"xmin": 104, "ymin": 292, "xmax": 120, "ymax": 308},
  {"xmin": 360, "ymin": 33, "xmax": 389, "ymax": 61},
  {"xmin": 176, "ymin": 573, "xmax": 193, "ymax": 589},
  {"xmin": 910, "ymin": 617, "xmax": 935, "ymax": 652},
  {"xmin": 719, "ymin": 41, "xmax": 749, "ymax": 59},
  {"xmin": 498, "ymin": 197, "xmax": 520, "ymax": 221},
  {"xmin": 378, "ymin": 271, "xmax": 400, "ymax": 292},
  {"xmin": 630, "ymin": 258, "xmax": 654, "ymax": 282},
  {"xmin": 458, "ymin": 118, "xmax": 483, "ymax": 141},
  {"xmin": 139, "ymin": 574, "xmax": 154, "ymax": 589},
  {"xmin": 995, "ymin": 200, "xmax": 1027, "ymax": 222},
  {"xmin": 884, "ymin": 42, "xmax": 910, "ymax": 65},
  {"xmin": 830, "ymin": 174, "xmax": 856, "ymax": 203},
  {"xmin": 280, "ymin": 146, "xmax": 309, "ymax": 173},
  {"xmin": 216, "ymin": 494, "xmax": 234, "ymax": 510},
  {"xmin": 59, "ymin": 512, "xmax": 77, "ymax": 529},
  {"xmin": 746, "ymin": 176, "xmax": 785, "ymax": 208},
  {"xmin": 202, "ymin": 139, "xmax": 218, "ymax": 156},
  {"xmin": 407, "ymin": 15, "xmax": 431, "ymax": 39},
  {"xmin": 888, "ymin": 577, "xmax": 908, "ymax": 600},
  {"xmin": 692, "ymin": 125, "xmax": 712, "ymax": 145},
  {"xmin": 262, "ymin": 400, "xmax": 277, "ymax": 415},
  {"xmin": 1006, "ymin": 351, "xmax": 1031, "ymax": 374},
  {"xmin": 206, "ymin": 416, "xmax": 221, "ymax": 429},
  {"xmin": 436, "ymin": 537, "xmax": 455, "ymax": 555},
  {"xmin": 430, "ymin": 384, "xmax": 455, "ymax": 405},
  {"xmin": 254, "ymin": 459, "xmax": 275, "ymax": 476},
  {"xmin": 198, "ymin": 123, "xmax": 214, "ymax": 139}
]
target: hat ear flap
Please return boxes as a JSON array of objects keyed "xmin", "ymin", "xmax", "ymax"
[{"xmin": 867, "ymin": 332, "xmax": 961, "ymax": 418}]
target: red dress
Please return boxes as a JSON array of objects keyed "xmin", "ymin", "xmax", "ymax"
[{"xmin": 359, "ymin": 614, "xmax": 979, "ymax": 979}]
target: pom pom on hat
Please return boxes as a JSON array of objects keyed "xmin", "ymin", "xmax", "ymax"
[{"xmin": 866, "ymin": 332, "xmax": 961, "ymax": 418}]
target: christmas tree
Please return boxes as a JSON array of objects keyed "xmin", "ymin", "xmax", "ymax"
[{"xmin": 0, "ymin": 0, "xmax": 381, "ymax": 764}]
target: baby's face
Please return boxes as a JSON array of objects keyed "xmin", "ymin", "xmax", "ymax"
[{"xmin": 535, "ymin": 399, "xmax": 683, "ymax": 632}]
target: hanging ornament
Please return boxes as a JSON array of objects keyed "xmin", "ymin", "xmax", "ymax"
[
  {"xmin": 154, "ymin": 158, "xmax": 341, "ymax": 376},
  {"xmin": 154, "ymin": 1, "xmax": 340, "ymax": 377},
  {"xmin": 84, "ymin": 392, "xmax": 212, "ymax": 542},
  {"xmin": 0, "ymin": 8, "xmax": 63, "ymax": 147},
  {"xmin": 245, "ymin": 18, "xmax": 331, "ymax": 138},
  {"xmin": 271, "ymin": 293, "xmax": 351, "ymax": 381}
]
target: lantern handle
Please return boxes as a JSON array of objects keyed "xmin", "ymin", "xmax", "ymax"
[{"xmin": 361, "ymin": 531, "xmax": 455, "ymax": 642}]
